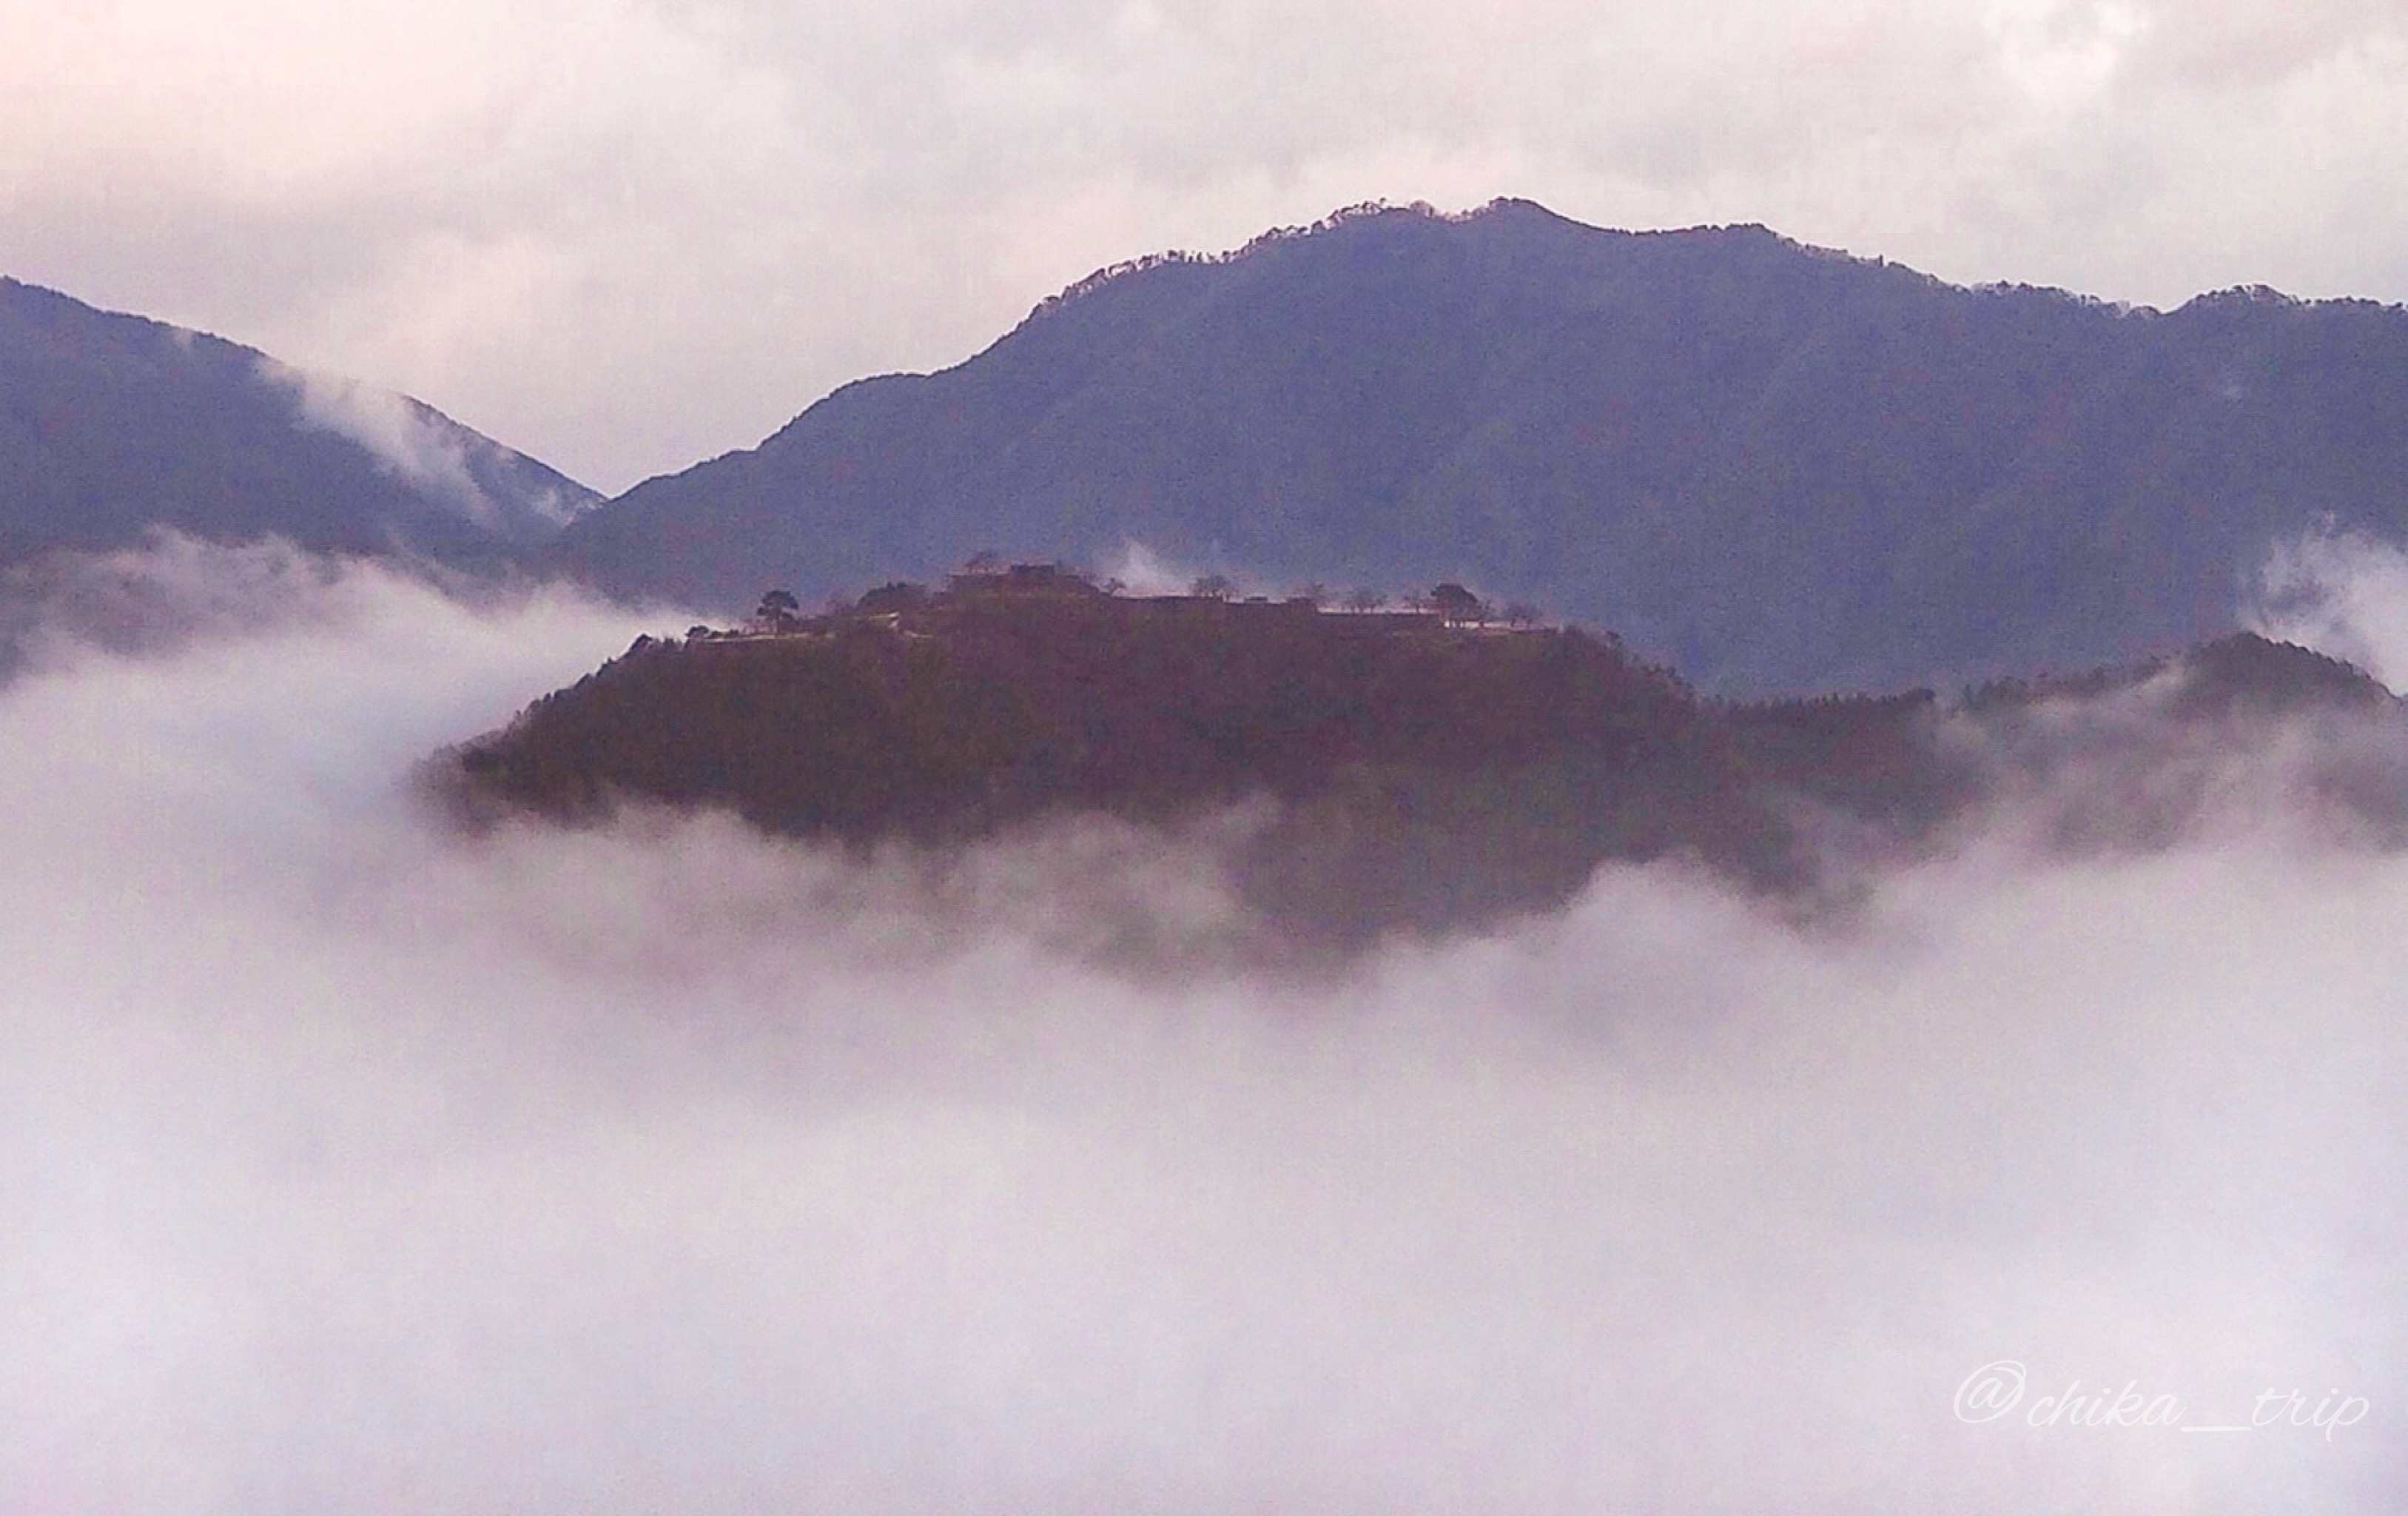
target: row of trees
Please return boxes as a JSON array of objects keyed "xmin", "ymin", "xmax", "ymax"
[
  {"xmin": 740, "ymin": 556, "xmax": 1547, "ymax": 634},
  {"xmin": 1185, "ymin": 576, "xmax": 1539, "ymax": 625}
]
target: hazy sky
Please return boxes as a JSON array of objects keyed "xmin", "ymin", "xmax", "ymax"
[{"xmin": 4, "ymin": 0, "xmax": 2405, "ymax": 492}]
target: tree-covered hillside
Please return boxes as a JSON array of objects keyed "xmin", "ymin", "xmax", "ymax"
[
  {"xmin": 445, "ymin": 568, "xmax": 2402, "ymax": 951},
  {"xmin": 554, "ymin": 200, "xmax": 2408, "ymax": 693},
  {"xmin": 0, "ymin": 277, "xmax": 596, "ymax": 565}
]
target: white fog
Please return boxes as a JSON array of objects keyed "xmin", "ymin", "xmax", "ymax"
[{"xmin": 0, "ymin": 539, "xmax": 2400, "ymax": 1512}]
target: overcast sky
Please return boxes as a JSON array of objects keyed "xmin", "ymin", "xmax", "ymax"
[{"xmin": 4, "ymin": 0, "xmax": 2405, "ymax": 493}]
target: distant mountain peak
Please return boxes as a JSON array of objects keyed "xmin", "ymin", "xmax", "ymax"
[
  {"xmin": 556, "ymin": 198, "xmax": 2408, "ymax": 695},
  {"xmin": 0, "ymin": 275, "xmax": 596, "ymax": 567}
]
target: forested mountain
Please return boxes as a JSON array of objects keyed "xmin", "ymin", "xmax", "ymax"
[
  {"xmin": 554, "ymin": 199, "xmax": 2408, "ymax": 693},
  {"xmin": 0, "ymin": 277, "xmax": 596, "ymax": 566},
  {"xmin": 443, "ymin": 571, "xmax": 2404, "ymax": 953}
]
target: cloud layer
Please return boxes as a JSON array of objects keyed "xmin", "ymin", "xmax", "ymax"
[
  {"xmin": 0, "ymin": 542, "xmax": 2402, "ymax": 1510},
  {"xmin": 2252, "ymin": 529, "xmax": 2408, "ymax": 694},
  {"xmin": 3, "ymin": 0, "xmax": 2404, "ymax": 490}
]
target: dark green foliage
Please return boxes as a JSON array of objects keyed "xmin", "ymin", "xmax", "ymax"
[
  {"xmin": 459, "ymin": 626, "xmax": 1043, "ymax": 840},
  {"xmin": 857, "ymin": 580, "xmax": 929, "ymax": 613},
  {"xmin": 451, "ymin": 587, "xmax": 1766, "ymax": 942},
  {"xmin": 448, "ymin": 583, "xmax": 2405, "ymax": 950},
  {"xmin": 468, "ymin": 593, "xmax": 1706, "ymax": 822},
  {"xmin": 1427, "ymin": 583, "xmax": 1486, "ymax": 623}
]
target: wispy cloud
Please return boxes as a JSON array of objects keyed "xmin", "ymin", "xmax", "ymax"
[
  {"xmin": 2249, "ymin": 526, "xmax": 2408, "ymax": 691},
  {"xmin": 256, "ymin": 357, "xmax": 505, "ymax": 525}
]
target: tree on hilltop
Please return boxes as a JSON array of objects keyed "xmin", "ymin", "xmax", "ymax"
[
  {"xmin": 756, "ymin": 588, "xmax": 801, "ymax": 631},
  {"xmin": 1429, "ymin": 583, "xmax": 1487, "ymax": 623}
]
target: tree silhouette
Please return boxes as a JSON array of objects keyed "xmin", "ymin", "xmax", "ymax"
[
  {"xmin": 858, "ymin": 581, "xmax": 929, "ymax": 614},
  {"xmin": 756, "ymin": 588, "xmax": 801, "ymax": 631},
  {"xmin": 1429, "ymin": 583, "xmax": 1486, "ymax": 623}
]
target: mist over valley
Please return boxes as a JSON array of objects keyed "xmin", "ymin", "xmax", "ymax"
[
  {"xmin": 6, "ymin": 191, "xmax": 2408, "ymax": 1509},
  {"xmin": 0, "ymin": 539, "xmax": 2402, "ymax": 1510}
]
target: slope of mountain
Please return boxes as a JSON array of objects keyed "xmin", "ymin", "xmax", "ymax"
[
  {"xmin": 554, "ymin": 200, "xmax": 2408, "ymax": 693},
  {"xmin": 440, "ymin": 571, "xmax": 2404, "ymax": 955},
  {"xmin": 0, "ymin": 276, "xmax": 597, "ymax": 565}
]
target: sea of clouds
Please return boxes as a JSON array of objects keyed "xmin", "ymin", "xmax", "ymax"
[{"xmin": 1, "ymin": 537, "xmax": 2402, "ymax": 1512}]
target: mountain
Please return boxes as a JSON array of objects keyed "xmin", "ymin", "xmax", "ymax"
[
  {"xmin": 553, "ymin": 200, "xmax": 2408, "ymax": 694},
  {"xmin": 0, "ymin": 276, "xmax": 597, "ymax": 566},
  {"xmin": 440, "ymin": 571, "xmax": 2404, "ymax": 956}
]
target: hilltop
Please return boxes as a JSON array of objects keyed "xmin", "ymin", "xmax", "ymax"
[
  {"xmin": 443, "ymin": 566, "xmax": 2403, "ymax": 954},
  {"xmin": 551, "ymin": 199, "xmax": 2408, "ymax": 693}
]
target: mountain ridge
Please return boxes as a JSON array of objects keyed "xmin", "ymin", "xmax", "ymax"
[
  {"xmin": 554, "ymin": 199, "xmax": 2408, "ymax": 694},
  {"xmin": 0, "ymin": 275, "xmax": 598, "ymax": 567}
]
